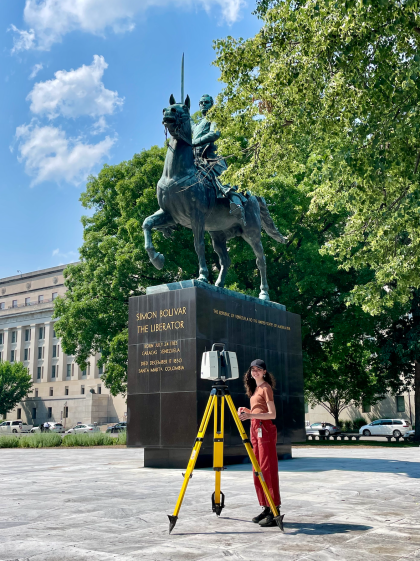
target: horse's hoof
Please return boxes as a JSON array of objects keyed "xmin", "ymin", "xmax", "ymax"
[
  {"xmin": 259, "ymin": 291, "xmax": 270, "ymax": 301},
  {"xmin": 196, "ymin": 276, "xmax": 209, "ymax": 284},
  {"xmin": 215, "ymin": 279, "xmax": 225, "ymax": 288},
  {"xmin": 150, "ymin": 252, "xmax": 165, "ymax": 270}
]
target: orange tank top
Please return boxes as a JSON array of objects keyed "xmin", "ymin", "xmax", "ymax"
[{"xmin": 250, "ymin": 382, "xmax": 274, "ymax": 414}]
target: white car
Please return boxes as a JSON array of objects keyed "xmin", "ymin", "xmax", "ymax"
[
  {"xmin": 0, "ymin": 420, "xmax": 33, "ymax": 433},
  {"xmin": 65, "ymin": 424, "xmax": 101, "ymax": 434},
  {"xmin": 359, "ymin": 419, "xmax": 411, "ymax": 438},
  {"xmin": 30, "ymin": 422, "xmax": 65, "ymax": 434},
  {"xmin": 403, "ymin": 430, "xmax": 415, "ymax": 442}
]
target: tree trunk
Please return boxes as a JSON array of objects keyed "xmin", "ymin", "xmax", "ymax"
[{"xmin": 415, "ymin": 360, "xmax": 420, "ymax": 442}]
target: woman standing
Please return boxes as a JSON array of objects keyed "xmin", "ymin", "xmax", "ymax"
[{"xmin": 238, "ymin": 359, "xmax": 281, "ymax": 527}]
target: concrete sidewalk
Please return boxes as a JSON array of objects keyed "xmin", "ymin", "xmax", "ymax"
[{"xmin": 0, "ymin": 447, "xmax": 419, "ymax": 560}]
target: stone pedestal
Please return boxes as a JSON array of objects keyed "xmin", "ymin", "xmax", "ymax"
[{"xmin": 127, "ymin": 281, "xmax": 305, "ymax": 468}]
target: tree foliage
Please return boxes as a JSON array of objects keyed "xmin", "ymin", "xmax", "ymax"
[
  {"xmin": 0, "ymin": 362, "xmax": 33, "ymax": 417},
  {"xmin": 213, "ymin": 0, "xmax": 420, "ymax": 315},
  {"xmin": 53, "ymin": 146, "xmax": 220, "ymax": 396}
]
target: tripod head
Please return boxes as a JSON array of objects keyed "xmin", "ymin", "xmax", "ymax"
[{"xmin": 200, "ymin": 343, "xmax": 239, "ymax": 381}]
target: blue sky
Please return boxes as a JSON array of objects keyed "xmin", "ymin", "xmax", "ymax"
[{"xmin": 0, "ymin": 0, "xmax": 260, "ymax": 279}]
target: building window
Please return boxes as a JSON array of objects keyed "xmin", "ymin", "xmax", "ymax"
[
  {"xmin": 25, "ymin": 329, "xmax": 31, "ymax": 342},
  {"xmin": 0, "ymin": 351, "xmax": 2, "ymax": 362},
  {"xmin": 12, "ymin": 331, "xmax": 17, "ymax": 343},
  {"xmin": 98, "ymin": 365, "xmax": 103, "ymax": 375},
  {"xmin": 37, "ymin": 367, "xmax": 41, "ymax": 380},
  {"xmin": 81, "ymin": 370, "xmax": 86, "ymax": 379},
  {"xmin": 47, "ymin": 407, "xmax": 52, "ymax": 419},
  {"xmin": 0, "ymin": 333, "xmax": 3, "ymax": 344},
  {"xmin": 10, "ymin": 350, "xmax": 15, "ymax": 363},
  {"xmin": 49, "ymin": 387, "xmax": 53, "ymax": 397},
  {"xmin": 38, "ymin": 347, "xmax": 42, "ymax": 359},
  {"xmin": 304, "ymin": 402, "xmax": 309, "ymax": 414},
  {"xmin": 53, "ymin": 328, "xmax": 57, "ymax": 338},
  {"xmin": 38, "ymin": 295, "xmax": 44, "ymax": 303},
  {"xmin": 66, "ymin": 364, "xmax": 71, "ymax": 379},
  {"xmin": 39, "ymin": 327, "xmax": 44, "ymax": 340},
  {"xmin": 396, "ymin": 396, "xmax": 405, "ymax": 413},
  {"xmin": 97, "ymin": 385, "xmax": 102, "ymax": 395},
  {"xmin": 52, "ymin": 345, "xmax": 57, "ymax": 358},
  {"xmin": 35, "ymin": 388, "xmax": 38, "ymax": 397},
  {"xmin": 362, "ymin": 401, "xmax": 372, "ymax": 413},
  {"xmin": 25, "ymin": 297, "xmax": 30, "ymax": 306},
  {"xmin": 32, "ymin": 408, "xmax": 36, "ymax": 420},
  {"xmin": 65, "ymin": 386, "xmax": 69, "ymax": 396},
  {"xmin": 72, "ymin": 363, "xmax": 74, "ymax": 376},
  {"xmin": 52, "ymin": 365, "xmax": 56, "ymax": 379},
  {"xmin": 0, "ymin": 303, "xmax": 4, "ymax": 310},
  {"xmin": 81, "ymin": 385, "xmax": 85, "ymax": 395},
  {"xmin": 52, "ymin": 292, "xmax": 58, "ymax": 300},
  {"xmin": 64, "ymin": 406, "xmax": 68, "ymax": 418},
  {"xmin": 17, "ymin": 408, "xmax": 21, "ymax": 419},
  {"xmin": 12, "ymin": 300, "xmax": 17, "ymax": 308},
  {"xmin": 24, "ymin": 348, "xmax": 29, "ymax": 361}
]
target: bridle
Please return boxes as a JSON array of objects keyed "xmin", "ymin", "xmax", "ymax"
[{"xmin": 163, "ymin": 109, "xmax": 192, "ymax": 146}]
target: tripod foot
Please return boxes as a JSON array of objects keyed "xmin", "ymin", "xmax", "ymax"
[
  {"xmin": 168, "ymin": 515, "xmax": 178, "ymax": 534},
  {"xmin": 211, "ymin": 491, "xmax": 225, "ymax": 516},
  {"xmin": 274, "ymin": 513, "xmax": 285, "ymax": 532}
]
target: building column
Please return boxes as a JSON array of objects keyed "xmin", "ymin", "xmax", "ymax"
[
  {"xmin": 16, "ymin": 325, "xmax": 25, "ymax": 363},
  {"xmin": 58, "ymin": 341, "xmax": 66, "ymax": 382},
  {"xmin": 3, "ymin": 328, "xmax": 10, "ymax": 363},
  {"xmin": 29, "ymin": 324, "xmax": 38, "ymax": 381},
  {"xmin": 44, "ymin": 322, "xmax": 53, "ymax": 383}
]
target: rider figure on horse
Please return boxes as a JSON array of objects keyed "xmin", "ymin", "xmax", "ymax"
[{"xmin": 191, "ymin": 94, "xmax": 247, "ymax": 225}]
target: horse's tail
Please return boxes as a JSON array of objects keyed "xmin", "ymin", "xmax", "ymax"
[{"xmin": 256, "ymin": 196, "xmax": 287, "ymax": 244}]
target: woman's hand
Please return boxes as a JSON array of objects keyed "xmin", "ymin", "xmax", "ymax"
[
  {"xmin": 239, "ymin": 411, "xmax": 252, "ymax": 421},
  {"xmin": 237, "ymin": 407, "xmax": 250, "ymax": 414}
]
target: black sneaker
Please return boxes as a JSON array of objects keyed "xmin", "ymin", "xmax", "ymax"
[
  {"xmin": 252, "ymin": 507, "xmax": 270, "ymax": 524},
  {"xmin": 258, "ymin": 513, "xmax": 277, "ymax": 527}
]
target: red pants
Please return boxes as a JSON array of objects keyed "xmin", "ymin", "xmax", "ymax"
[{"xmin": 250, "ymin": 419, "xmax": 281, "ymax": 507}]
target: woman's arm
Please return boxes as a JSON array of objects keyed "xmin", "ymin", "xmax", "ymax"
[{"xmin": 239, "ymin": 401, "xmax": 276, "ymax": 421}]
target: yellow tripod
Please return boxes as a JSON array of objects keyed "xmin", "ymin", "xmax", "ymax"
[{"xmin": 168, "ymin": 380, "xmax": 284, "ymax": 534}]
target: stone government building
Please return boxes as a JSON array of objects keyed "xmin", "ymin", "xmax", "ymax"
[{"xmin": 0, "ymin": 265, "xmax": 126, "ymax": 427}]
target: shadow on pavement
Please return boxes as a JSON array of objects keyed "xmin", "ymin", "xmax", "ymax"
[{"xmin": 220, "ymin": 457, "xmax": 420, "ymax": 478}]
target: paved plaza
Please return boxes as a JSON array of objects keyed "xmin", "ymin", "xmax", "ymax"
[{"xmin": 0, "ymin": 446, "xmax": 419, "ymax": 560}]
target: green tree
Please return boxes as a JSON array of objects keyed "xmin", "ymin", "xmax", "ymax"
[
  {"xmin": 211, "ymin": 0, "xmax": 420, "ymax": 432},
  {"xmin": 0, "ymin": 362, "xmax": 33, "ymax": 418},
  {"xmin": 53, "ymin": 146, "xmax": 219, "ymax": 396}
]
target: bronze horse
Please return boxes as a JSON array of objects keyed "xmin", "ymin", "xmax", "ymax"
[{"xmin": 143, "ymin": 95, "xmax": 287, "ymax": 300}]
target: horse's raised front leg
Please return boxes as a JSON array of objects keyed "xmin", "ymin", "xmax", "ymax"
[
  {"xmin": 142, "ymin": 210, "xmax": 174, "ymax": 270},
  {"xmin": 191, "ymin": 212, "xmax": 209, "ymax": 283},
  {"xmin": 243, "ymin": 234, "xmax": 270, "ymax": 301},
  {"xmin": 210, "ymin": 231, "xmax": 230, "ymax": 288}
]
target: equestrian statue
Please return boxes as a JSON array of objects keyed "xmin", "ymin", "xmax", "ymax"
[{"xmin": 142, "ymin": 94, "xmax": 287, "ymax": 301}]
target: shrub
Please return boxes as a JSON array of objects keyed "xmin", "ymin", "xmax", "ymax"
[
  {"xmin": 114, "ymin": 430, "xmax": 126, "ymax": 445},
  {"xmin": 19, "ymin": 433, "xmax": 62, "ymax": 448},
  {"xmin": 337, "ymin": 420, "xmax": 345, "ymax": 429},
  {"xmin": 343, "ymin": 420, "xmax": 352, "ymax": 432},
  {"xmin": 62, "ymin": 432, "xmax": 115, "ymax": 447},
  {"xmin": 352, "ymin": 418, "xmax": 367, "ymax": 431},
  {"xmin": 0, "ymin": 435, "xmax": 20, "ymax": 448}
]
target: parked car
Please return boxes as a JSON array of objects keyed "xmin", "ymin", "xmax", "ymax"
[
  {"xmin": 359, "ymin": 419, "xmax": 411, "ymax": 437},
  {"xmin": 306, "ymin": 422, "xmax": 341, "ymax": 436},
  {"xmin": 403, "ymin": 429, "xmax": 415, "ymax": 442},
  {"xmin": 106, "ymin": 422, "xmax": 127, "ymax": 433},
  {"xmin": 30, "ymin": 422, "xmax": 65, "ymax": 434},
  {"xmin": 65, "ymin": 424, "xmax": 101, "ymax": 434},
  {"xmin": 0, "ymin": 420, "xmax": 33, "ymax": 434}
]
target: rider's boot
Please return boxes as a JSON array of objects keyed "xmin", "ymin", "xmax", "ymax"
[{"xmin": 228, "ymin": 193, "xmax": 246, "ymax": 226}]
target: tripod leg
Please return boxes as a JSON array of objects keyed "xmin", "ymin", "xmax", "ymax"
[
  {"xmin": 224, "ymin": 394, "xmax": 284, "ymax": 532},
  {"xmin": 168, "ymin": 393, "xmax": 216, "ymax": 534},
  {"xmin": 212, "ymin": 395, "xmax": 225, "ymax": 516}
]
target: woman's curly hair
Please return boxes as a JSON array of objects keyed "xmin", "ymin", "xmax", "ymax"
[{"xmin": 244, "ymin": 367, "xmax": 276, "ymax": 398}]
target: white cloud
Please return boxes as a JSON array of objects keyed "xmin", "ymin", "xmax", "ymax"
[
  {"xmin": 29, "ymin": 63, "xmax": 43, "ymax": 79},
  {"xmin": 12, "ymin": 0, "xmax": 245, "ymax": 51},
  {"xmin": 15, "ymin": 122, "xmax": 115, "ymax": 186},
  {"xmin": 27, "ymin": 55, "xmax": 123, "ymax": 119},
  {"xmin": 52, "ymin": 248, "xmax": 79, "ymax": 263},
  {"xmin": 91, "ymin": 116, "xmax": 109, "ymax": 135},
  {"xmin": 9, "ymin": 24, "xmax": 35, "ymax": 53}
]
